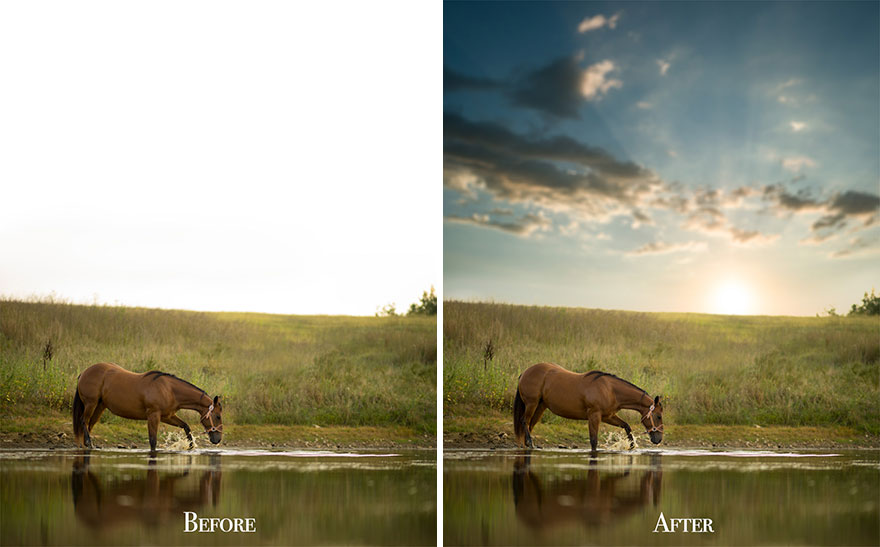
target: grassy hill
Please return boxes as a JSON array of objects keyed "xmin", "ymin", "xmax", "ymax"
[
  {"xmin": 0, "ymin": 299, "xmax": 436, "ymax": 444},
  {"xmin": 444, "ymin": 301, "xmax": 879, "ymax": 445}
]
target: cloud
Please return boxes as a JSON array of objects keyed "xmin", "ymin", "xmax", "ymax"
[
  {"xmin": 445, "ymin": 54, "xmax": 622, "ymax": 118},
  {"xmin": 510, "ymin": 55, "xmax": 621, "ymax": 117},
  {"xmin": 444, "ymin": 67, "xmax": 501, "ymax": 92},
  {"xmin": 445, "ymin": 114, "xmax": 877, "ymax": 255},
  {"xmin": 775, "ymin": 78, "xmax": 802, "ymax": 92},
  {"xmin": 762, "ymin": 185, "xmax": 823, "ymax": 213},
  {"xmin": 781, "ymin": 155, "xmax": 816, "ymax": 172},
  {"xmin": 657, "ymin": 59, "xmax": 671, "ymax": 76},
  {"xmin": 763, "ymin": 184, "xmax": 879, "ymax": 245},
  {"xmin": 445, "ymin": 212, "xmax": 551, "ymax": 237},
  {"xmin": 444, "ymin": 113, "xmax": 659, "ymax": 220},
  {"xmin": 636, "ymin": 101, "xmax": 652, "ymax": 109},
  {"xmin": 790, "ymin": 121, "xmax": 807, "ymax": 132},
  {"xmin": 626, "ymin": 240, "xmax": 707, "ymax": 256},
  {"xmin": 577, "ymin": 12, "xmax": 620, "ymax": 33},
  {"xmin": 810, "ymin": 191, "xmax": 879, "ymax": 235},
  {"xmin": 831, "ymin": 235, "xmax": 880, "ymax": 258},
  {"xmin": 677, "ymin": 190, "xmax": 779, "ymax": 246},
  {"xmin": 581, "ymin": 60, "xmax": 623, "ymax": 100}
]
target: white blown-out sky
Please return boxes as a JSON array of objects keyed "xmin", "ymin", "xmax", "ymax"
[{"xmin": 0, "ymin": 2, "xmax": 441, "ymax": 315}]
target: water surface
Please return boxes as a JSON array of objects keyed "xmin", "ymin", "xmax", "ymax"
[
  {"xmin": 1, "ymin": 447, "xmax": 436, "ymax": 545},
  {"xmin": 444, "ymin": 448, "xmax": 879, "ymax": 546}
]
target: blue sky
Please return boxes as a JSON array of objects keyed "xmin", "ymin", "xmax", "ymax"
[{"xmin": 444, "ymin": 1, "xmax": 879, "ymax": 316}]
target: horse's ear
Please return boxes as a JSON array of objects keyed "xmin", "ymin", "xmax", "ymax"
[
  {"xmin": 654, "ymin": 395, "xmax": 661, "ymax": 405},
  {"xmin": 214, "ymin": 395, "xmax": 220, "ymax": 406}
]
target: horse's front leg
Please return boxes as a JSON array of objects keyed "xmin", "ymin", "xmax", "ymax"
[
  {"xmin": 162, "ymin": 415, "xmax": 194, "ymax": 449},
  {"xmin": 603, "ymin": 414, "xmax": 635, "ymax": 449},
  {"xmin": 588, "ymin": 411, "xmax": 602, "ymax": 454},
  {"xmin": 147, "ymin": 411, "xmax": 161, "ymax": 453}
]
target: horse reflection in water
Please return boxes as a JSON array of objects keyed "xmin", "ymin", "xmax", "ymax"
[
  {"xmin": 512, "ymin": 454, "xmax": 661, "ymax": 531},
  {"xmin": 70, "ymin": 455, "xmax": 221, "ymax": 530}
]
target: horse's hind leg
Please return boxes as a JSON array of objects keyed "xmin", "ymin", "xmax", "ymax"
[
  {"xmin": 522, "ymin": 401, "xmax": 541, "ymax": 449},
  {"xmin": 603, "ymin": 414, "xmax": 635, "ymax": 449},
  {"xmin": 80, "ymin": 401, "xmax": 100, "ymax": 449},
  {"xmin": 162, "ymin": 415, "xmax": 194, "ymax": 449},
  {"xmin": 87, "ymin": 402, "xmax": 105, "ymax": 435},
  {"xmin": 528, "ymin": 402, "xmax": 546, "ymax": 442}
]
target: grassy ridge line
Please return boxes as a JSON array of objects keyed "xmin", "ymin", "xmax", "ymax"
[
  {"xmin": 0, "ymin": 299, "xmax": 436, "ymax": 433},
  {"xmin": 444, "ymin": 301, "xmax": 879, "ymax": 435}
]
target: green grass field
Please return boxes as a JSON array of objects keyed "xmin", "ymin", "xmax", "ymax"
[
  {"xmin": 444, "ymin": 301, "xmax": 880, "ymax": 437},
  {"xmin": 0, "ymin": 299, "xmax": 436, "ymax": 436}
]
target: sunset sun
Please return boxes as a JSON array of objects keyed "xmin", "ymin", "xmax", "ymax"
[{"xmin": 712, "ymin": 280, "xmax": 755, "ymax": 315}]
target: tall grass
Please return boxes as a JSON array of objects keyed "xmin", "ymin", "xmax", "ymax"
[
  {"xmin": 444, "ymin": 301, "xmax": 880, "ymax": 434},
  {"xmin": 0, "ymin": 299, "xmax": 436, "ymax": 432}
]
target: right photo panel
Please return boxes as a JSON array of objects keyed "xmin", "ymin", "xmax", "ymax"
[{"xmin": 443, "ymin": 2, "xmax": 880, "ymax": 546}]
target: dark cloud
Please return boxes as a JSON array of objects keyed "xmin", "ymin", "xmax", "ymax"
[
  {"xmin": 763, "ymin": 185, "xmax": 822, "ymax": 212},
  {"xmin": 443, "ymin": 114, "xmax": 660, "ymax": 221},
  {"xmin": 762, "ymin": 186, "xmax": 879, "ymax": 245},
  {"xmin": 444, "ymin": 113, "xmax": 651, "ymax": 182},
  {"xmin": 444, "ymin": 66, "xmax": 502, "ymax": 93},
  {"xmin": 510, "ymin": 56, "xmax": 586, "ymax": 118},
  {"xmin": 445, "ymin": 55, "xmax": 622, "ymax": 119}
]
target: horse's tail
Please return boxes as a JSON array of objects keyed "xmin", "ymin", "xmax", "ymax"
[
  {"xmin": 73, "ymin": 388, "xmax": 84, "ymax": 442},
  {"xmin": 513, "ymin": 386, "xmax": 526, "ymax": 446}
]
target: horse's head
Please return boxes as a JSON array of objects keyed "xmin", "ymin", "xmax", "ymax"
[
  {"xmin": 642, "ymin": 395, "xmax": 663, "ymax": 444},
  {"xmin": 201, "ymin": 396, "xmax": 223, "ymax": 445}
]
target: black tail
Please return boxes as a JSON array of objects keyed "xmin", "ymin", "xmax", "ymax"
[
  {"xmin": 513, "ymin": 387, "xmax": 525, "ymax": 441},
  {"xmin": 73, "ymin": 389, "xmax": 84, "ymax": 439}
]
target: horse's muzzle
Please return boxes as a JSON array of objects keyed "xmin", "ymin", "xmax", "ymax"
[
  {"xmin": 209, "ymin": 431, "xmax": 222, "ymax": 445},
  {"xmin": 649, "ymin": 431, "xmax": 663, "ymax": 445}
]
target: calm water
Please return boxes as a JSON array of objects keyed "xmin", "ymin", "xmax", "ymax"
[
  {"xmin": 1, "ymin": 448, "xmax": 436, "ymax": 545},
  {"xmin": 444, "ymin": 448, "xmax": 879, "ymax": 546}
]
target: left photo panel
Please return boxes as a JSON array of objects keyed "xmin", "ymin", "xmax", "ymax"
[{"xmin": 0, "ymin": 2, "xmax": 441, "ymax": 546}]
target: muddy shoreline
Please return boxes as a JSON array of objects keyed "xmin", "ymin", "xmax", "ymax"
[{"xmin": 443, "ymin": 429, "xmax": 880, "ymax": 451}]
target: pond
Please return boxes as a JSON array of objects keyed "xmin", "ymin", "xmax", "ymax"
[
  {"xmin": 1, "ymin": 448, "xmax": 436, "ymax": 546},
  {"xmin": 444, "ymin": 448, "xmax": 879, "ymax": 546}
]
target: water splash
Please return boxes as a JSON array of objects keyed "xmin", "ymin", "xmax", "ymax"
[
  {"xmin": 161, "ymin": 430, "xmax": 197, "ymax": 451},
  {"xmin": 603, "ymin": 430, "xmax": 638, "ymax": 451}
]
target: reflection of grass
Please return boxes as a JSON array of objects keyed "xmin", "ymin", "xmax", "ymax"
[
  {"xmin": 0, "ymin": 299, "xmax": 436, "ymax": 434},
  {"xmin": 445, "ymin": 301, "xmax": 880, "ymax": 435}
]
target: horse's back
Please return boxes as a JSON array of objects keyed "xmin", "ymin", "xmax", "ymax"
[
  {"xmin": 77, "ymin": 363, "xmax": 143, "ymax": 397},
  {"xmin": 518, "ymin": 362, "xmax": 580, "ymax": 398},
  {"xmin": 519, "ymin": 363, "xmax": 614, "ymax": 416}
]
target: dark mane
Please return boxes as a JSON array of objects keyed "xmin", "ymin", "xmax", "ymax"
[
  {"xmin": 143, "ymin": 370, "xmax": 207, "ymax": 395},
  {"xmin": 585, "ymin": 370, "xmax": 648, "ymax": 396}
]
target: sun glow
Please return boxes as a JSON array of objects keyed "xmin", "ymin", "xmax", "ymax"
[{"xmin": 711, "ymin": 280, "xmax": 755, "ymax": 315}]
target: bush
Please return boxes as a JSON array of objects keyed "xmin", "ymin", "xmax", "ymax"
[
  {"xmin": 408, "ymin": 287, "xmax": 437, "ymax": 316},
  {"xmin": 849, "ymin": 289, "xmax": 880, "ymax": 316}
]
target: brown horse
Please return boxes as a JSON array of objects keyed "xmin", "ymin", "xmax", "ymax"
[
  {"xmin": 73, "ymin": 362, "xmax": 223, "ymax": 452},
  {"xmin": 514, "ymin": 363, "xmax": 663, "ymax": 451}
]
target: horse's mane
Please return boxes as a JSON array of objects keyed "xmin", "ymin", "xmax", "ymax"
[
  {"xmin": 585, "ymin": 370, "xmax": 648, "ymax": 397},
  {"xmin": 144, "ymin": 370, "xmax": 207, "ymax": 395}
]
